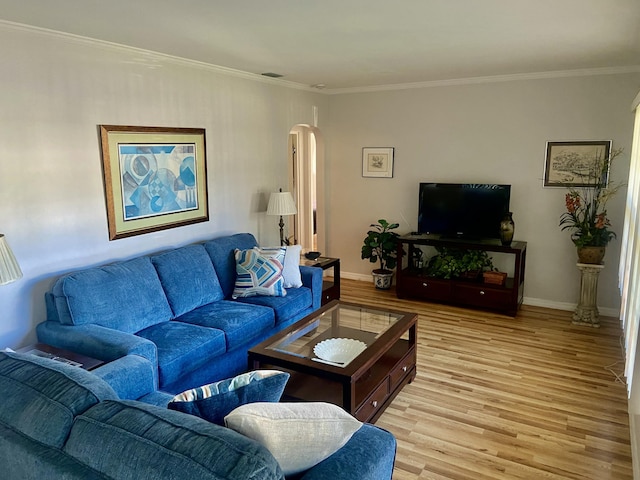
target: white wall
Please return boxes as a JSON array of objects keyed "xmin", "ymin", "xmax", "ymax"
[
  {"xmin": 0, "ymin": 22, "xmax": 327, "ymax": 349},
  {"xmin": 325, "ymin": 73, "xmax": 640, "ymax": 313}
]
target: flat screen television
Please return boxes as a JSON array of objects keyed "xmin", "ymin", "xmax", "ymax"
[{"xmin": 418, "ymin": 183, "xmax": 511, "ymax": 239}]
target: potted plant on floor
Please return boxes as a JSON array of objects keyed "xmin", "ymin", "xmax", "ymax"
[{"xmin": 361, "ymin": 219, "xmax": 401, "ymax": 289}]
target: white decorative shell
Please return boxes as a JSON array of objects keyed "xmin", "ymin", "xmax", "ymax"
[{"xmin": 313, "ymin": 338, "xmax": 367, "ymax": 364}]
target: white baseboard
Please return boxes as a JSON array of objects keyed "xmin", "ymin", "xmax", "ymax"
[
  {"xmin": 341, "ymin": 271, "xmax": 620, "ymax": 317},
  {"xmin": 342, "ymin": 272, "xmax": 373, "ymax": 282}
]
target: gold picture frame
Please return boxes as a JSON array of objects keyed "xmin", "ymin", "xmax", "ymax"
[
  {"xmin": 362, "ymin": 147, "xmax": 394, "ymax": 178},
  {"xmin": 99, "ymin": 125, "xmax": 208, "ymax": 240}
]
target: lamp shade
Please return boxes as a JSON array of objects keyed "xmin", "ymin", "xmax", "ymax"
[
  {"xmin": 0, "ymin": 234, "xmax": 23, "ymax": 286},
  {"xmin": 266, "ymin": 191, "xmax": 297, "ymax": 216}
]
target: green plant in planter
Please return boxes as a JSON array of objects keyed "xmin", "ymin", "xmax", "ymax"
[
  {"xmin": 361, "ymin": 219, "xmax": 401, "ymax": 273},
  {"xmin": 425, "ymin": 247, "xmax": 494, "ymax": 279}
]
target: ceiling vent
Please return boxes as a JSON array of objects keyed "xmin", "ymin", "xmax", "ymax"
[{"xmin": 261, "ymin": 72, "xmax": 283, "ymax": 78}]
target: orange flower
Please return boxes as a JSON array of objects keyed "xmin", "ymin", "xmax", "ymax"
[
  {"xmin": 565, "ymin": 192, "xmax": 580, "ymax": 213},
  {"xmin": 595, "ymin": 213, "xmax": 609, "ymax": 229}
]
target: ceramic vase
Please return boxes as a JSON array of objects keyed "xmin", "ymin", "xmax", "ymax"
[{"xmin": 499, "ymin": 212, "xmax": 515, "ymax": 246}]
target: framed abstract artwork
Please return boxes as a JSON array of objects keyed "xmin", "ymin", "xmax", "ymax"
[
  {"xmin": 99, "ymin": 125, "xmax": 208, "ymax": 240},
  {"xmin": 543, "ymin": 140, "xmax": 611, "ymax": 187},
  {"xmin": 362, "ymin": 147, "xmax": 394, "ymax": 178}
]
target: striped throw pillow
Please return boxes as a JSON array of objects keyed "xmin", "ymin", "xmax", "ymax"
[
  {"xmin": 232, "ymin": 248, "xmax": 286, "ymax": 298},
  {"xmin": 259, "ymin": 245, "xmax": 302, "ymax": 288}
]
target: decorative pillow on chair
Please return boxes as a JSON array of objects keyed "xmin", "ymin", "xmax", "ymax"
[
  {"xmin": 168, "ymin": 370, "xmax": 290, "ymax": 426},
  {"xmin": 259, "ymin": 245, "xmax": 303, "ymax": 288},
  {"xmin": 224, "ymin": 402, "xmax": 363, "ymax": 476},
  {"xmin": 232, "ymin": 248, "xmax": 286, "ymax": 298}
]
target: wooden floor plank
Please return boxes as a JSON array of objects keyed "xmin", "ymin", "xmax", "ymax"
[{"xmin": 340, "ymin": 278, "xmax": 632, "ymax": 479}]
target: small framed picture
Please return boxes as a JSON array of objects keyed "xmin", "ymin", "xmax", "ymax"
[
  {"xmin": 362, "ymin": 147, "xmax": 394, "ymax": 178},
  {"xmin": 543, "ymin": 141, "xmax": 611, "ymax": 187}
]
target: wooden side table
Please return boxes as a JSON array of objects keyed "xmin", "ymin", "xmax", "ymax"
[
  {"xmin": 572, "ymin": 263, "xmax": 604, "ymax": 328},
  {"xmin": 301, "ymin": 256, "xmax": 340, "ymax": 305},
  {"xmin": 16, "ymin": 343, "xmax": 105, "ymax": 371}
]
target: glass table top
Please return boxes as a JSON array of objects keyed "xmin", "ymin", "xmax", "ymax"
[{"xmin": 265, "ymin": 302, "xmax": 407, "ymax": 367}]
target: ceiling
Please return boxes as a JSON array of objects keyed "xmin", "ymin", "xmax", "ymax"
[{"xmin": 1, "ymin": 0, "xmax": 639, "ymax": 91}]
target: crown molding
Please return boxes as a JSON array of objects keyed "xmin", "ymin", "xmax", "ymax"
[
  {"xmin": 2, "ymin": 19, "xmax": 638, "ymax": 96},
  {"xmin": 325, "ymin": 65, "xmax": 640, "ymax": 95},
  {"xmin": 0, "ymin": 19, "xmax": 317, "ymax": 92}
]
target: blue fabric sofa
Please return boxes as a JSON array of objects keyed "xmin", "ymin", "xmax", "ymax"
[
  {"xmin": 36, "ymin": 233, "xmax": 323, "ymax": 393},
  {"xmin": 0, "ymin": 351, "xmax": 397, "ymax": 480}
]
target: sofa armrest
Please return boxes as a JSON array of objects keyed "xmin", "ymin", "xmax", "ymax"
[
  {"xmin": 92, "ymin": 354, "xmax": 159, "ymax": 399},
  {"xmin": 300, "ymin": 266, "xmax": 323, "ymax": 310},
  {"xmin": 298, "ymin": 424, "xmax": 396, "ymax": 480},
  {"xmin": 36, "ymin": 320, "xmax": 158, "ymax": 365}
]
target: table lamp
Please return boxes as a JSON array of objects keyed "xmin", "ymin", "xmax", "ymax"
[
  {"xmin": 0, "ymin": 234, "xmax": 22, "ymax": 285},
  {"xmin": 267, "ymin": 189, "xmax": 297, "ymax": 246}
]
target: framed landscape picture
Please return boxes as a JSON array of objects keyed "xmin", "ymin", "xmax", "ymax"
[
  {"xmin": 543, "ymin": 140, "xmax": 611, "ymax": 187},
  {"xmin": 99, "ymin": 125, "xmax": 208, "ymax": 240},
  {"xmin": 362, "ymin": 147, "xmax": 394, "ymax": 178}
]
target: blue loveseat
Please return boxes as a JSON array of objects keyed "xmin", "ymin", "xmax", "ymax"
[
  {"xmin": 0, "ymin": 351, "xmax": 397, "ymax": 480},
  {"xmin": 36, "ymin": 233, "xmax": 323, "ymax": 393}
]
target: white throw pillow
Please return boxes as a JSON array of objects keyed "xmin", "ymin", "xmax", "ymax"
[
  {"xmin": 224, "ymin": 402, "xmax": 362, "ymax": 476},
  {"xmin": 282, "ymin": 245, "xmax": 303, "ymax": 288}
]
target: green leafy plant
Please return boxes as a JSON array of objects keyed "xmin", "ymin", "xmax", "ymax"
[
  {"xmin": 361, "ymin": 219, "xmax": 401, "ymax": 273},
  {"xmin": 425, "ymin": 247, "xmax": 494, "ymax": 279},
  {"xmin": 559, "ymin": 148, "xmax": 623, "ymax": 247}
]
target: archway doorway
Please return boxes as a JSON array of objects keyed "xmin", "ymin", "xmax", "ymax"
[{"xmin": 288, "ymin": 125, "xmax": 325, "ymax": 254}]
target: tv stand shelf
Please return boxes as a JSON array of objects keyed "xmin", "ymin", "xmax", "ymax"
[{"xmin": 396, "ymin": 234, "xmax": 526, "ymax": 316}]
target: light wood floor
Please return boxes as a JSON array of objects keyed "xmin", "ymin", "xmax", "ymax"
[{"xmin": 340, "ymin": 278, "xmax": 632, "ymax": 480}]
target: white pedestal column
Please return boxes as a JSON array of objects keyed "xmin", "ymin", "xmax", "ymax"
[{"xmin": 572, "ymin": 263, "xmax": 604, "ymax": 327}]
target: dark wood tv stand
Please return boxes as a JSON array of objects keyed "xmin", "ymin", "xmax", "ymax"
[{"xmin": 396, "ymin": 234, "xmax": 526, "ymax": 316}]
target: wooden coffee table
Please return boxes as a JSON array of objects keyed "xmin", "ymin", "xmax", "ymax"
[{"xmin": 248, "ymin": 300, "xmax": 417, "ymax": 423}]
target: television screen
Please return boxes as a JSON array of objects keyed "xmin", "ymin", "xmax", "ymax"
[{"xmin": 418, "ymin": 183, "xmax": 511, "ymax": 239}]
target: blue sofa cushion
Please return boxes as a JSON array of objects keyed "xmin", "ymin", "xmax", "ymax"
[
  {"xmin": 64, "ymin": 400, "xmax": 284, "ymax": 480},
  {"xmin": 298, "ymin": 424, "xmax": 397, "ymax": 480},
  {"xmin": 168, "ymin": 370, "xmax": 289, "ymax": 425},
  {"xmin": 151, "ymin": 244, "xmax": 225, "ymax": 317},
  {"xmin": 237, "ymin": 286, "xmax": 313, "ymax": 326},
  {"xmin": 136, "ymin": 321, "xmax": 227, "ymax": 388},
  {"xmin": 0, "ymin": 352, "xmax": 117, "ymax": 449},
  {"xmin": 0, "ymin": 427, "xmax": 111, "ymax": 480},
  {"xmin": 52, "ymin": 256, "xmax": 173, "ymax": 333},
  {"xmin": 175, "ymin": 300, "xmax": 275, "ymax": 351},
  {"xmin": 204, "ymin": 233, "xmax": 259, "ymax": 298}
]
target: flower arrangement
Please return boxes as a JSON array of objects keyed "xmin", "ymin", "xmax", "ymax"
[{"xmin": 559, "ymin": 148, "xmax": 622, "ymax": 247}]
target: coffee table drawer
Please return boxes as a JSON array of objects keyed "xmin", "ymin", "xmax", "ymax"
[
  {"xmin": 355, "ymin": 377, "xmax": 389, "ymax": 422},
  {"xmin": 390, "ymin": 350, "xmax": 415, "ymax": 390}
]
